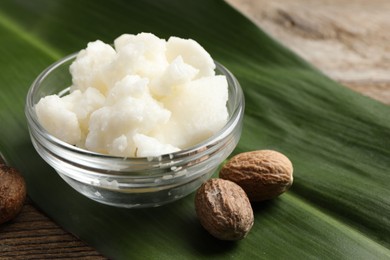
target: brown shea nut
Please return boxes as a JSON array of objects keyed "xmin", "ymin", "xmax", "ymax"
[
  {"xmin": 195, "ymin": 178, "xmax": 254, "ymax": 241},
  {"xmin": 219, "ymin": 150, "xmax": 293, "ymax": 202},
  {"xmin": 0, "ymin": 164, "xmax": 27, "ymax": 224}
]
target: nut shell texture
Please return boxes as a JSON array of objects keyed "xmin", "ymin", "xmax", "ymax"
[
  {"xmin": 195, "ymin": 178, "xmax": 254, "ymax": 240},
  {"xmin": 219, "ymin": 150, "xmax": 293, "ymax": 201},
  {"xmin": 0, "ymin": 165, "xmax": 27, "ymax": 224}
]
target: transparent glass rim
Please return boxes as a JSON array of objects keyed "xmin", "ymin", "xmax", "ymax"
[{"xmin": 25, "ymin": 52, "xmax": 245, "ymax": 165}]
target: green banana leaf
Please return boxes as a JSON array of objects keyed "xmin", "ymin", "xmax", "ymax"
[{"xmin": 1, "ymin": 0, "xmax": 390, "ymax": 259}]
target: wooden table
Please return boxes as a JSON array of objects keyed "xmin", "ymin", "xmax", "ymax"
[
  {"xmin": 228, "ymin": 0, "xmax": 390, "ymax": 105},
  {"xmin": 1, "ymin": 1, "xmax": 389, "ymax": 258}
]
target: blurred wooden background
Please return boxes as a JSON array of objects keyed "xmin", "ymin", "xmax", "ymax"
[
  {"xmin": 1, "ymin": 1, "xmax": 389, "ymax": 259},
  {"xmin": 228, "ymin": 0, "xmax": 390, "ymax": 104}
]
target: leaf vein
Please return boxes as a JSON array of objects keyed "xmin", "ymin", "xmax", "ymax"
[{"xmin": 0, "ymin": 10, "xmax": 62, "ymax": 60}]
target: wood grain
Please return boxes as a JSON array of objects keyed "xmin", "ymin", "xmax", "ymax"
[
  {"xmin": 227, "ymin": 0, "xmax": 390, "ymax": 104},
  {"xmin": 1, "ymin": 1, "xmax": 389, "ymax": 259},
  {"xmin": 0, "ymin": 199, "xmax": 105, "ymax": 259}
]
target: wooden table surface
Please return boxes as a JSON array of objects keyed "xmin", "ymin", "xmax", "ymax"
[{"xmin": 1, "ymin": 1, "xmax": 389, "ymax": 259}]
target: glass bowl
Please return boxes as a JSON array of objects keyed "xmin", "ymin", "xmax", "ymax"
[{"xmin": 25, "ymin": 53, "xmax": 245, "ymax": 208}]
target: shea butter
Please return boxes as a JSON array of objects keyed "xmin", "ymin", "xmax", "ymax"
[{"xmin": 35, "ymin": 33, "xmax": 228, "ymax": 157}]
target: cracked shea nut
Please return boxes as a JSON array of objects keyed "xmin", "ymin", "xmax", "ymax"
[
  {"xmin": 0, "ymin": 164, "xmax": 26, "ymax": 224},
  {"xmin": 219, "ymin": 150, "xmax": 293, "ymax": 202},
  {"xmin": 195, "ymin": 178, "xmax": 254, "ymax": 240}
]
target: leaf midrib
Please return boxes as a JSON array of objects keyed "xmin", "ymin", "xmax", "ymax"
[
  {"xmin": 1, "ymin": 2, "xmax": 389, "ymax": 258},
  {"xmin": 0, "ymin": 9, "xmax": 62, "ymax": 60}
]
